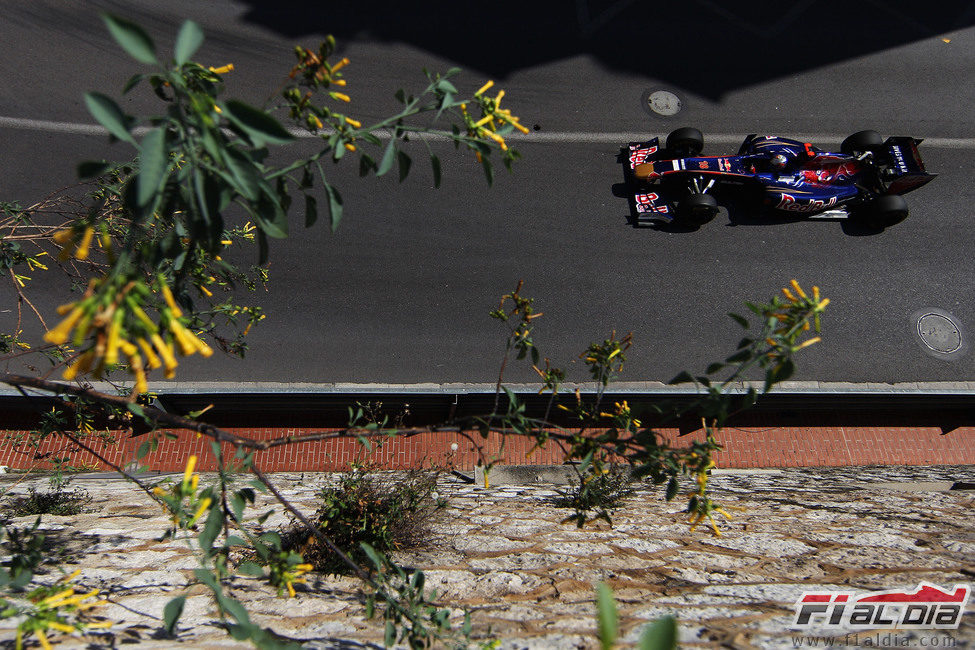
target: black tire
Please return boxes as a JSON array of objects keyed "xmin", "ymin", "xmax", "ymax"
[
  {"xmin": 676, "ymin": 193, "xmax": 718, "ymax": 226},
  {"xmin": 866, "ymin": 194, "xmax": 909, "ymax": 229},
  {"xmin": 666, "ymin": 127, "xmax": 704, "ymax": 156},
  {"xmin": 841, "ymin": 130, "xmax": 883, "ymax": 156}
]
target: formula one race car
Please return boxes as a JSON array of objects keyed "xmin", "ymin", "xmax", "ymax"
[{"xmin": 623, "ymin": 128, "xmax": 935, "ymax": 229}]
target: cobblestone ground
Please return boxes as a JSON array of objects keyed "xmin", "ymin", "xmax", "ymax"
[{"xmin": 1, "ymin": 465, "xmax": 973, "ymax": 649}]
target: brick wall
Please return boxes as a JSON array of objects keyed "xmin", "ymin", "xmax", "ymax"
[{"xmin": 1, "ymin": 422, "xmax": 971, "ymax": 473}]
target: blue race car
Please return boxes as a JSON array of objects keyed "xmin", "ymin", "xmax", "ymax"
[{"xmin": 624, "ymin": 128, "xmax": 936, "ymax": 229}]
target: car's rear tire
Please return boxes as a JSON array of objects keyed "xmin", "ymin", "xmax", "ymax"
[
  {"xmin": 676, "ymin": 193, "xmax": 718, "ymax": 226},
  {"xmin": 667, "ymin": 127, "xmax": 704, "ymax": 157},
  {"xmin": 866, "ymin": 194, "xmax": 909, "ymax": 229},
  {"xmin": 841, "ymin": 130, "xmax": 883, "ymax": 156}
]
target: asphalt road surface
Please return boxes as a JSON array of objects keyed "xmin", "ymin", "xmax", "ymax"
[{"xmin": 2, "ymin": 1, "xmax": 974, "ymax": 387}]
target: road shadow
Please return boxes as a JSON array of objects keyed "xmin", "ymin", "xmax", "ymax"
[{"xmin": 235, "ymin": 0, "xmax": 974, "ymax": 99}]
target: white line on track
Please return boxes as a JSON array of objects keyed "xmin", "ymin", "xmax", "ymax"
[{"xmin": 3, "ymin": 115, "xmax": 975, "ymax": 149}]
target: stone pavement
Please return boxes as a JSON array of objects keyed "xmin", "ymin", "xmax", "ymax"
[{"xmin": 0, "ymin": 465, "xmax": 973, "ymax": 649}]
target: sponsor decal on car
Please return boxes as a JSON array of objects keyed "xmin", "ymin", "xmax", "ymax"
[
  {"xmin": 634, "ymin": 192, "xmax": 668, "ymax": 214},
  {"xmin": 629, "ymin": 146, "xmax": 657, "ymax": 166},
  {"xmin": 775, "ymin": 193, "xmax": 838, "ymax": 213},
  {"xmin": 792, "ymin": 582, "xmax": 971, "ymax": 631},
  {"xmin": 891, "ymin": 145, "xmax": 909, "ymax": 173}
]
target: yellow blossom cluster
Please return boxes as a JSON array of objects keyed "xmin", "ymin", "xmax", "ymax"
[
  {"xmin": 460, "ymin": 80, "xmax": 530, "ymax": 160},
  {"xmin": 43, "ymin": 276, "xmax": 213, "ymax": 396},
  {"xmin": 17, "ymin": 570, "xmax": 111, "ymax": 649},
  {"xmin": 153, "ymin": 455, "xmax": 212, "ymax": 529},
  {"xmin": 277, "ymin": 562, "xmax": 314, "ymax": 598},
  {"xmin": 766, "ymin": 279, "xmax": 830, "ymax": 359}
]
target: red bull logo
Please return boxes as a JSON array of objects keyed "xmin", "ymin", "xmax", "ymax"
[{"xmin": 775, "ymin": 193, "xmax": 838, "ymax": 213}]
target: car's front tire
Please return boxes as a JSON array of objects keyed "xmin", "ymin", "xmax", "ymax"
[
  {"xmin": 676, "ymin": 193, "xmax": 718, "ymax": 226},
  {"xmin": 666, "ymin": 127, "xmax": 704, "ymax": 157}
]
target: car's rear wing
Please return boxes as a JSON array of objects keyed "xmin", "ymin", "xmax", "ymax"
[{"xmin": 884, "ymin": 137, "xmax": 937, "ymax": 195}]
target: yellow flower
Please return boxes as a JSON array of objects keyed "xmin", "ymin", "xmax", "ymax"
[
  {"xmin": 52, "ymin": 228, "xmax": 75, "ymax": 245},
  {"xmin": 209, "ymin": 63, "xmax": 234, "ymax": 74},
  {"xmin": 44, "ymin": 306, "xmax": 86, "ymax": 345},
  {"xmin": 475, "ymin": 80, "xmax": 495, "ymax": 96},
  {"xmin": 151, "ymin": 333, "xmax": 178, "ymax": 372},
  {"xmin": 41, "ymin": 588, "xmax": 75, "ymax": 606},
  {"xmin": 36, "ymin": 629, "xmax": 52, "ymax": 650},
  {"xmin": 46, "ymin": 621, "xmax": 76, "ymax": 634},
  {"xmin": 189, "ymin": 497, "xmax": 212, "ymax": 526},
  {"xmin": 790, "ymin": 279, "xmax": 807, "ymax": 299},
  {"xmin": 62, "ymin": 350, "xmax": 94, "ymax": 381},
  {"xmin": 793, "ymin": 336, "xmax": 821, "ymax": 351},
  {"xmin": 344, "ymin": 117, "xmax": 361, "ymax": 128},
  {"xmin": 331, "ymin": 57, "xmax": 350, "ymax": 73},
  {"xmin": 137, "ymin": 337, "xmax": 162, "ymax": 369},
  {"xmin": 781, "ymin": 287, "xmax": 798, "ymax": 303},
  {"xmin": 183, "ymin": 455, "xmax": 198, "ymax": 486},
  {"xmin": 344, "ymin": 142, "xmax": 356, "ymax": 152},
  {"xmin": 331, "ymin": 92, "xmax": 351, "ymax": 102},
  {"xmin": 75, "ymin": 226, "xmax": 95, "ymax": 260},
  {"xmin": 160, "ymin": 282, "xmax": 183, "ymax": 317}
]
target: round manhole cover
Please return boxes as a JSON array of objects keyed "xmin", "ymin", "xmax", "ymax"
[
  {"xmin": 911, "ymin": 308, "xmax": 967, "ymax": 360},
  {"xmin": 917, "ymin": 313, "xmax": 961, "ymax": 353},
  {"xmin": 642, "ymin": 89, "xmax": 682, "ymax": 117}
]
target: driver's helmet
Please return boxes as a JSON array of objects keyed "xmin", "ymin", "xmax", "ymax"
[{"xmin": 770, "ymin": 154, "xmax": 789, "ymax": 171}]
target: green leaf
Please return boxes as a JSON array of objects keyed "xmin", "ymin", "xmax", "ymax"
[
  {"xmin": 122, "ymin": 73, "xmax": 146, "ymax": 94},
  {"xmin": 638, "ymin": 615, "xmax": 678, "ymax": 650},
  {"xmin": 137, "ymin": 127, "xmax": 169, "ymax": 207},
  {"xmin": 376, "ymin": 137, "xmax": 396, "ymax": 177},
  {"xmin": 221, "ymin": 100, "xmax": 294, "ymax": 146},
  {"xmin": 163, "ymin": 596, "xmax": 186, "ymax": 635},
  {"xmin": 174, "ymin": 20, "xmax": 204, "ymax": 65},
  {"xmin": 136, "ymin": 441, "xmax": 152, "ymax": 460},
  {"xmin": 84, "ymin": 92, "xmax": 136, "ymax": 145},
  {"xmin": 481, "ymin": 155, "xmax": 494, "ymax": 186},
  {"xmin": 385, "ymin": 621, "xmax": 396, "ymax": 647},
  {"xmin": 255, "ymin": 191, "xmax": 289, "ymax": 238},
  {"xmin": 219, "ymin": 595, "xmax": 251, "ymax": 626},
  {"xmin": 223, "ymin": 148, "xmax": 262, "ymax": 201},
  {"xmin": 199, "ymin": 503, "xmax": 224, "ymax": 556},
  {"xmin": 396, "ymin": 150, "xmax": 412, "ymax": 183},
  {"xmin": 596, "ymin": 583, "xmax": 618, "ymax": 650},
  {"xmin": 102, "ymin": 13, "xmax": 157, "ymax": 65},
  {"xmin": 430, "ymin": 154, "xmax": 442, "ymax": 188},
  {"xmin": 323, "ymin": 182, "xmax": 343, "ymax": 232},
  {"xmin": 728, "ymin": 312, "xmax": 749, "ymax": 329},
  {"xmin": 236, "ymin": 561, "xmax": 265, "ymax": 578},
  {"xmin": 77, "ymin": 160, "xmax": 114, "ymax": 179},
  {"xmin": 665, "ymin": 476, "xmax": 679, "ymax": 501},
  {"xmin": 304, "ymin": 194, "xmax": 317, "ymax": 228},
  {"xmin": 359, "ymin": 542, "xmax": 387, "ymax": 571},
  {"xmin": 667, "ymin": 370, "xmax": 694, "ymax": 385},
  {"xmin": 725, "ymin": 349, "xmax": 751, "ymax": 364},
  {"xmin": 126, "ymin": 402, "xmax": 146, "ymax": 418}
]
